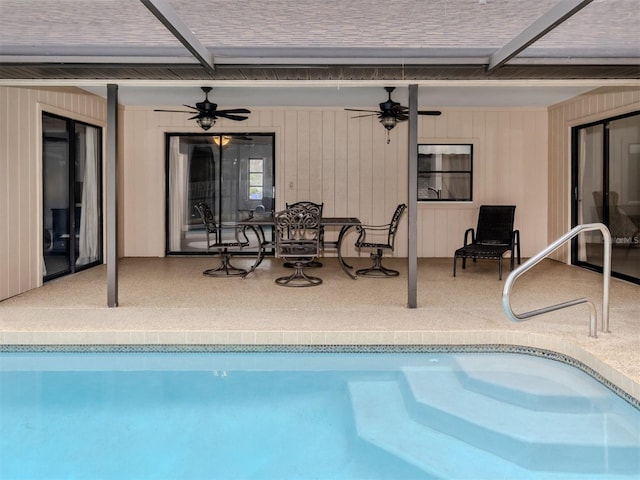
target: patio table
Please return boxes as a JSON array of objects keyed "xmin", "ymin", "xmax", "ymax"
[{"xmin": 238, "ymin": 216, "xmax": 361, "ymax": 279}]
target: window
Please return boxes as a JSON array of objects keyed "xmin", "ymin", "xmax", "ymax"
[
  {"xmin": 418, "ymin": 144, "xmax": 472, "ymax": 201},
  {"xmin": 249, "ymin": 158, "xmax": 264, "ymax": 200}
]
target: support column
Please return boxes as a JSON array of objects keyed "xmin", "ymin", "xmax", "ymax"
[
  {"xmin": 407, "ymin": 84, "xmax": 418, "ymax": 308},
  {"xmin": 106, "ymin": 84, "xmax": 118, "ymax": 307}
]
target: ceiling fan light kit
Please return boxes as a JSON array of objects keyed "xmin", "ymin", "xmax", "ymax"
[
  {"xmin": 196, "ymin": 116, "xmax": 214, "ymax": 130},
  {"xmin": 379, "ymin": 114, "xmax": 397, "ymax": 131},
  {"xmin": 154, "ymin": 87, "xmax": 251, "ymax": 131}
]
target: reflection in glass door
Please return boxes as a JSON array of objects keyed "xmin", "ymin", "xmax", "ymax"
[
  {"xmin": 573, "ymin": 112, "xmax": 640, "ymax": 283},
  {"xmin": 166, "ymin": 133, "xmax": 275, "ymax": 254},
  {"xmin": 42, "ymin": 113, "xmax": 102, "ymax": 280}
]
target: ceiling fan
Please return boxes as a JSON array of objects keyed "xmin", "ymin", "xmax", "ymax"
[
  {"xmin": 345, "ymin": 87, "xmax": 441, "ymax": 142},
  {"xmin": 154, "ymin": 87, "xmax": 251, "ymax": 131}
]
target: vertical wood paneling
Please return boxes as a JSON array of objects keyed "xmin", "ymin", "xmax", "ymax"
[
  {"xmin": 0, "ymin": 86, "xmax": 106, "ymax": 300},
  {"xmin": 283, "ymin": 111, "xmax": 298, "ymax": 206},
  {"xmin": 0, "ymin": 87, "xmax": 9, "ymax": 299},
  {"xmin": 297, "ymin": 111, "xmax": 311, "ymax": 199},
  {"xmin": 510, "ymin": 111, "xmax": 524, "ymax": 206},
  {"xmin": 308, "ymin": 111, "xmax": 323, "ymax": 203},
  {"xmin": 333, "ymin": 111, "xmax": 348, "ymax": 217},
  {"xmin": 358, "ymin": 116, "xmax": 374, "ymax": 224},
  {"xmin": 18, "ymin": 88, "xmax": 31, "ymax": 292},
  {"xmin": 5, "ymin": 89, "xmax": 19, "ymax": 297},
  {"xmin": 484, "ymin": 112, "xmax": 499, "ymax": 202},
  {"xmin": 472, "ymin": 111, "xmax": 486, "ymax": 200},
  {"xmin": 496, "ymin": 112, "xmax": 511, "ymax": 204},
  {"xmin": 321, "ymin": 111, "xmax": 335, "ymax": 215}
]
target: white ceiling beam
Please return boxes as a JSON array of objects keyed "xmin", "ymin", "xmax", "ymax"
[
  {"xmin": 487, "ymin": 0, "xmax": 594, "ymax": 72},
  {"xmin": 140, "ymin": 0, "xmax": 215, "ymax": 75}
]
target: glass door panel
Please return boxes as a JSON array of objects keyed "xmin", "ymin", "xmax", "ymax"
[
  {"xmin": 43, "ymin": 113, "xmax": 102, "ymax": 281},
  {"xmin": 573, "ymin": 112, "xmax": 640, "ymax": 283},
  {"xmin": 74, "ymin": 123, "xmax": 102, "ymax": 267},
  {"xmin": 166, "ymin": 133, "xmax": 275, "ymax": 254},
  {"xmin": 575, "ymin": 125, "xmax": 604, "ymax": 265},
  {"xmin": 43, "ymin": 115, "xmax": 71, "ymax": 278}
]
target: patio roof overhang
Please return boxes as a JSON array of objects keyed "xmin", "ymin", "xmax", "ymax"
[{"xmin": 1, "ymin": 0, "xmax": 638, "ymax": 87}]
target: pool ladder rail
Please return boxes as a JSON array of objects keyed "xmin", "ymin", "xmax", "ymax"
[{"xmin": 502, "ymin": 223, "xmax": 611, "ymax": 338}]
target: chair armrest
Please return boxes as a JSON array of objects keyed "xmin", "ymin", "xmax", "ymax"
[
  {"xmin": 463, "ymin": 228, "xmax": 475, "ymax": 246},
  {"xmin": 357, "ymin": 223, "xmax": 392, "ymax": 233}
]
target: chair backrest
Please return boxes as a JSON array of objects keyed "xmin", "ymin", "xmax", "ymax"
[
  {"xmin": 387, "ymin": 203, "xmax": 407, "ymax": 246},
  {"xmin": 389, "ymin": 204, "xmax": 407, "ymax": 233},
  {"xmin": 285, "ymin": 201, "xmax": 323, "ymax": 219},
  {"xmin": 194, "ymin": 202, "xmax": 217, "ymax": 234},
  {"xmin": 275, "ymin": 204, "xmax": 322, "ymax": 259},
  {"xmin": 475, "ymin": 205, "xmax": 516, "ymax": 245}
]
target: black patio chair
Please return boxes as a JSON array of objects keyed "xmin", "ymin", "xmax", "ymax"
[
  {"xmin": 286, "ymin": 201, "xmax": 324, "ymax": 267},
  {"xmin": 453, "ymin": 205, "xmax": 521, "ymax": 280},
  {"xmin": 194, "ymin": 202, "xmax": 250, "ymax": 277},
  {"xmin": 354, "ymin": 203, "xmax": 407, "ymax": 277},
  {"xmin": 274, "ymin": 203, "xmax": 323, "ymax": 287}
]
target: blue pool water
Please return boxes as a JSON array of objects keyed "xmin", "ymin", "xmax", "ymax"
[{"xmin": 1, "ymin": 348, "xmax": 639, "ymax": 479}]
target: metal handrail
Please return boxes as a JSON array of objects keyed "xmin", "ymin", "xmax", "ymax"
[{"xmin": 502, "ymin": 223, "xmax": 611, "ymax": 338}]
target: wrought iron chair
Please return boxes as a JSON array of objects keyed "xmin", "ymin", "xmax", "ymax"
[
  {"xmin": 274, "ymin": 204, "xmax": 323, "ymax": 287},
  {"xmin": 286, "ymin": 201, "xmax": 324, "ymax": 267},
  {"xmin": 194, "ymin": 202, "xmax": 250, "ymax": 277},
  {"xmin": 453, "ymin": 205, "xmax": 521, "ymax": 280},
  {"xmin": 354, "ymin": 203, "xmax": 407, "ymax": 277}
]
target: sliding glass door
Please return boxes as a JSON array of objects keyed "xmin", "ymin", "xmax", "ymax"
[
  {"xmin": 572, "ymin": 111, "xmax": 640, "ymax": 283},
  {"xmin": 166, "ymin": 133, "xmax": 275, "ymax": 254},
  {"xmin": 42, "ymin": 113, "xmax": 102, "ymax": 280}
]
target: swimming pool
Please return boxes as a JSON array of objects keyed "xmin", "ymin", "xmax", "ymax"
[{"xmin": 1, "ymin": 346, "xmax": 638, "ymax": 479}]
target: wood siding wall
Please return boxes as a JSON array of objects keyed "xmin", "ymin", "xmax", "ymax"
[
  {"xmin": 0, "ymin": 86, "xmax": 106, "ymax": 301},
  {"xmin": 122, "ymin": 106, "xmax": 549, "ymax": 259},
  {"xmin": 547, "ymin": 87, "xmax": 640, "ymax": 262}
]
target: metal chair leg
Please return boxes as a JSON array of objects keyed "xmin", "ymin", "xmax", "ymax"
[
  {"xmin": 203, "ymin": 250, "xmax": 248, "ymax": 277},
  {"xmin": 356, "ymin": 249, "xmax": 400, "ymax": 277}
]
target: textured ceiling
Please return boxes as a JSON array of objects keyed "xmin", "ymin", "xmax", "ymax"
[{"xmin": 0, "ymin": 0, "xmax": 638, "ymax": 107}]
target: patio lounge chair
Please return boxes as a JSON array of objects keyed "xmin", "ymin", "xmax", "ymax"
[
  {"xmin": 194, "ymin": 202, "xmax": 250, "ymax": 277},
  {"xmin": 274, "ymin": 203, "xmax": 323, "ymax": 287},
  {"xmin": 354, "ymin": 203, "xmax": 407, "ymax": 277},
  {"xmin": 453, "ymin": 205, "xmax": 521, "ymax": 280}
]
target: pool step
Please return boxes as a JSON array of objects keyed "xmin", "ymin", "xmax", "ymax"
[
  {"xmin": 348, "ymin": 380, "xmax": 532, "ymax": 479},
  {"xmin": 452, "ymin": 354, "xmax": 614, "ymax": 412},
  {"xmin": 402, "ymin": 368, "xmax": 639, "ymax": 473},
  {"xmin": 349, "ymin": 375, "xmax": 640, "ymax": 476}
]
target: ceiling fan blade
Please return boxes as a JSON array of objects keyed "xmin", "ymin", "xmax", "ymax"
[
  {"xmin": 182, "ymin": 104, "xmax": 199, "ymax": 110},
  {"xmin": 217, "ymin": 108, "xmax": 251, "ymax": 115},
  {"xmin": 345, "ymin": 108, "xmax": 380, "ymax": 113},
  {"xmin": 216, "ymin": 113, "xmax": 249, "ymax": 121},
  {"xmin": 418, "ymin": 110, "xmax": 442, "ymax": 116},
  {"xmin": 350, "ymin": 113, "xmax": 378, "ymax": 119},
  {"xmin": 154, "ymin": 109, "xmax": 194, "ymax": 113},
  {"xmin": 188, "ymin": 113, "xmax": 207, "ymax": 120}
]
